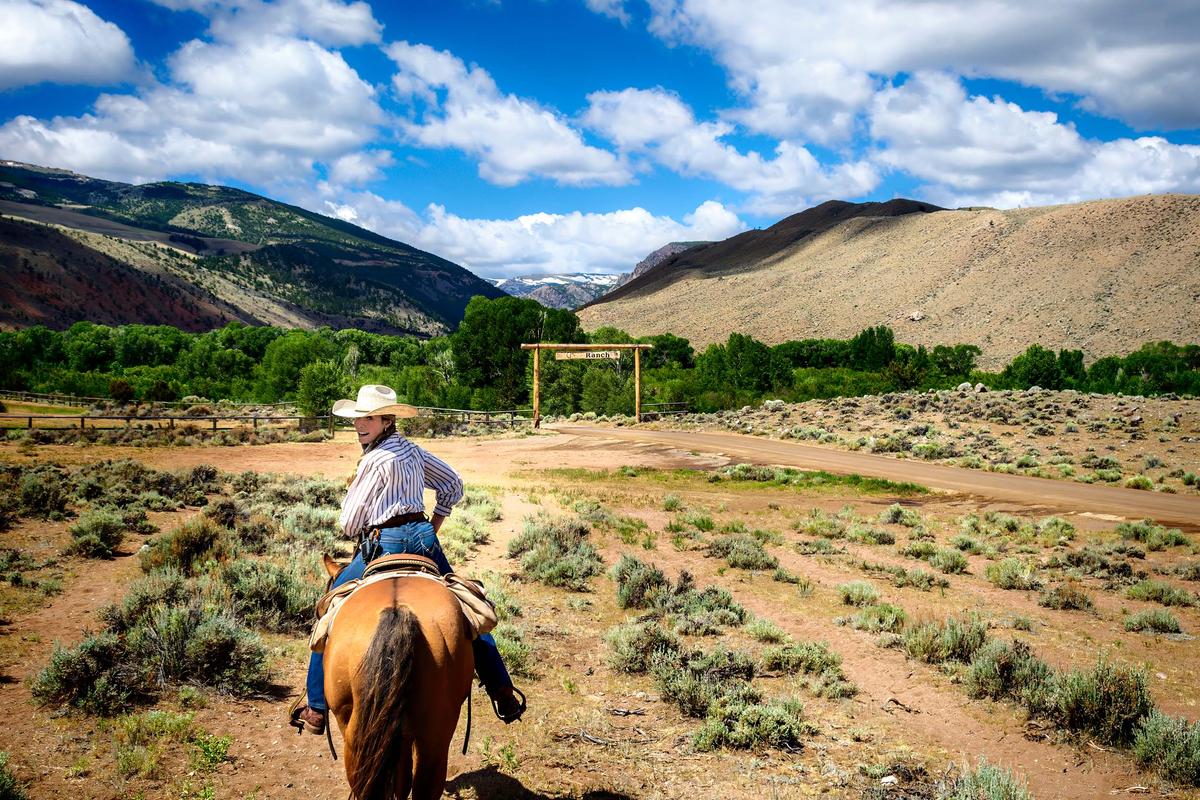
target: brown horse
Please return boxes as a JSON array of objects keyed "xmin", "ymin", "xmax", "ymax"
[{"xmin": 321, "ymin": 560, "xmax": 474, "ymax": 800}]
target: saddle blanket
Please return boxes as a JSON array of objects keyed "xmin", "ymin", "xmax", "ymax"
[{"xmin": 309, "ymin": 562, "xmax": 498, "ymax": 653}]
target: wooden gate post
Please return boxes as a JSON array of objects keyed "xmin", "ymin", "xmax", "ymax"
[
  {"xmin": 532, "ymin": 345, "xmax": 541, "ymax": 429},
  {"xmin": 634, "ymin": 347, "xmax": 642, "ymax": 423}
]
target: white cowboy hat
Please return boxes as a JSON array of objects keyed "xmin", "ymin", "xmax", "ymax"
[{"xmin": 331, "ymin": 385, "xmax": 419, "ymax": 418}]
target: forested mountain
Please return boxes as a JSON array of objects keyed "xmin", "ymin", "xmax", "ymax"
[{"xmin": 0, "ymin": 161, "xmax": 505, "ymax": 334}]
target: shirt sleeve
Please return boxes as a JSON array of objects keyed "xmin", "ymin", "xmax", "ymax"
[
  {"xmin": 419, "ymin": 445, "xmax": 464, "ymax": 517},
  {"xmin": 339, "ymin": 458, "xmax": 380, "ymax": 538}
]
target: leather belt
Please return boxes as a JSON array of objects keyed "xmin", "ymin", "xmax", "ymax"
[{"xmin": 374, "ymin": 511, "xmax": 428, "ymax": 530}]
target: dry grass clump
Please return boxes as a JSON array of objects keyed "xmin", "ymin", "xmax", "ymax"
[
  {"xmin": 507, "ymin": 515, "xmax": 604, "ymax": 591},
  {"xmin": 879, "ymin": 503, "xmax": 923, "ymax": 527}
]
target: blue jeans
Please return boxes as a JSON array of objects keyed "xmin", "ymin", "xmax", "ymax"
[{"xmin": 306, "ymin": 522, "xmax": 513, "ymax": 711}]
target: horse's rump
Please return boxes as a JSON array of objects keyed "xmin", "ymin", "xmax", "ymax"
[{"xmin": 324, "ymin": 577, "xmax": 474, "ymax": 800}]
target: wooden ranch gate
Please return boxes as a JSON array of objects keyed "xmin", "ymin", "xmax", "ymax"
[{"xmin": 520, "ymin": 343, "xmax": 653, "ymax": 427}]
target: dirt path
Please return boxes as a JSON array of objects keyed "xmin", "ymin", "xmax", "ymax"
[{"xmin": 555, "ymin": 426, "xmax": 1200, "ymax": 530}]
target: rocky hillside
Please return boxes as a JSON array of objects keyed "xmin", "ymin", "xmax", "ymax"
[
  {"xmin": 578, "ymin": 195, "xmax": 1200, "ymax": 366},
  {"xmin": 491, "ymin": 273, "xmax": 623, "ymax": 309},
  {"xmin": 0, "ymin": 161, "xmax": 505, "ymax": 334},
  {"xmin": 610, "ymin": 241, "xmax": 708, "ymax": 292}
]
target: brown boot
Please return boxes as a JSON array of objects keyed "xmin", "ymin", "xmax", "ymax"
[{"xmin": 290, "ymin": 704, "xmax": 327, "ymax": 735}]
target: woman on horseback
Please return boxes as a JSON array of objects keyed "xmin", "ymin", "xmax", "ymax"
[{"xmin": 294, "ymin": 384, "xmax": 526, "ymax": 734}]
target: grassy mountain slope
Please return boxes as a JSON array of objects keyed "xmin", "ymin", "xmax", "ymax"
[
  {"xmin": 0, "ymin": 161, "xmax": 506, "ymax": 334},
  {"xmin": 578, "ymin": 195, "xmax": 1200, "ymax": 367}
]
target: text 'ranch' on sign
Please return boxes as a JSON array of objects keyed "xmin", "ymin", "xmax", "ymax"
[{"xmin": 555, "ymin": 351, "xmax": 621, "ymax": 360}]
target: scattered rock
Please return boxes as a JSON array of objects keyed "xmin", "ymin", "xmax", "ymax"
[{"xmin": 956, "ymin": 381, "xmax": 973, "ymax": 392}]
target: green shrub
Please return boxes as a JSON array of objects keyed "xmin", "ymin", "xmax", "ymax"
[
  {"xmin": 965, "ymin": 640, "xmax": 1054, "ymax": 710},
  {"xmin": 1054, "ymin": 658, "xmax": 1153, "ymax": 745},
  {"xmin": 762, "ymin": 642, "xmax": 840, "ymax": 676},
  {"xmin": 279, "ymin": 504, "xmax": 339, "ymax": 548},
  {"xmin": 30, "ymin": 632, "xmax": 134, "ymax": 715},
  {"xmin": 837, "ymin": 581, "xmax": 880, "ymax": 606},
  {"xmin": 1125, "ymin": 476, "xmax": 1154, "ymax": 490},
  {"xmin": 100, "ymin": 570, "xmax": 189, "ymax": 633},
  {"xmin": 1118, "ymin": 520, "xmax": 1189, "ymax": 551},
  {"xmin": 663, "ymin": 494, "xmax": 683, "ymax": 511},
  {"xmin": 986, "ymin": 558, "xmax": 1043, "ymax": 590},
  {"xmin": 219, "ymin": 558, "xmax": 321, "ymax": 633},
  {"xmin": 1127, "ymin": 580, "xmax": 1196, "ymax": 607},
  {"xmin": 950, "ymin": 534, "xmax": 983, "ymax": 554},
  {"xmin": 796, "ymin": 538, "xmax": 838, "ymax": 555},
  {"xmin": 1124, "ymin": 609, "xmax": 1182, "ymax": 634},
  {"xmin": 67, "ymin": 508, "xmax": 126, "ymax": 558},
  {"xmin": 605, "ymin": 621, "xmax": 681, "ymax": 674},
  {"xmin": 930, "ymin": 548, "xmax": 968, "ymax": 574},
  {"xmin": 847, "ymin": 524, "xmax": 895, "ymax": 545},
  {"xmin": 849, "ymin": 603, "xmax": 907, "ymax": 633},
  {"xmin": 1133, "ymin": 710, "xmax": 1200, "ymax": 785},
  {"xmin": 492, "ymin": 622, "xmax": 533, "ymax": 678},
  {"xmin": 508, "ymin": 515, "xmax": 604, "ymax": 591},
  {"xmin": 745, "ymin": 618, "xmax": 788, "ymax": 643},
  {"xmin": 126, "ymin": 602, "xmax": 270, "ymax": 696},
  {"xmin": 693, "ymin": 695, "xmax": 813, "ymax": 751},
  {"xmin": 879, "ymin": 503, "xmax": 922, "ymax": 527},
  {"xmin": 18, "ymin": 467, "xmax": 69, "ymax": 519},
  {"xmin": 903, "ymin": 616, "xmax": 988, "ymax": 665},
  {"xmin": 651, "ymin": 646, "xmax": 756, "ymax": 719},
  {"xmin": 113, "ymin": 710, "xmax": 195, "ymax": 778},
  {"xmin": 1038, "ymin": 581, "xmax": 1093, "ymax": 611},
  {"xmin": 705, "ymin": 534, "xmax": 778, "ymax": 570},
  {"xmin": 612, "ymin": 554, "xmax": 668, "ymax": 609},
  {"xmin": 940, "ymin": 759, "xmax": 1032, "ymax": 800},
  {"xmin": 901, "ymin": 540, "xmax": 937, "ymax": 560},
  {"xmin": 0, "ymin": 752, "xmax": 28, "ymax": 800},
  {"xmin": 793, "ymin": 510, "xmax": 845, "ymax": 539},
  {"xmin": 665, "ymin": 582, "xmax": 748, "ymax": 635},
  {"xmin": 681, "ymin": 511, "xmax": 714, "ymax": 532},
  {"xmin": 140, "ymin": 517, "xmax": 230, "ymax": 575}
]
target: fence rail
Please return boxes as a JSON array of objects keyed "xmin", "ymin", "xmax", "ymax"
[
  {"xmin": 0, "ymin": 414, "xmax": 333, "ymax": 433},
  {"xmin": 0, "ymin": 389, "xmax": 294, "ymax": 409}
]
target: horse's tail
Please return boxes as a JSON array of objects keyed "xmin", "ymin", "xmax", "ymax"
[{"xmin": 347, "ymin": 604, "xmax": 418, "ymax": 800}]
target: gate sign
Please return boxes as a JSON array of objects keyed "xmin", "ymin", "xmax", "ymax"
[{"xmin": 555, "ymin": 350, "xmax": 621, "ymax": 361}]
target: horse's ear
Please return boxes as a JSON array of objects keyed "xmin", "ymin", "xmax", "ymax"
[{"xmin": 323, "ymin": 553, "xmax": 343, "ymax": 577}]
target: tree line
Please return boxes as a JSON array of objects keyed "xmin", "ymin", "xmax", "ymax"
[{"xmin": 1, "ymin": 296, "xmax": 1196, "ymax": 416}]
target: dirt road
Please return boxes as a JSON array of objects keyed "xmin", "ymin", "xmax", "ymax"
[{"xmin": 556, "ymin": 426, "xmax": 1200, "ymax": 529}]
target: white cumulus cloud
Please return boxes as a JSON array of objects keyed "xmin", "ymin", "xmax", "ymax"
[
  {"xmin": 637, "ymin": 0, "xmax": 1200, "ymax": 138},
  {"xmin": 386, "ymin": 41, "xmax": 632, "ymax": 187},
  {"xmin": 0, "ymin": 0, "xmax": 136, "ymax": 90},
  {"xmin": 583, "ymin": 87, "xmax": 878, "ymax": 214},
  {"xmin": 0, "ymin": 35, "xmax": 383, "ymax": 185},
  {"xmin": 148, "ymin": 0, "xmax": 382, "ymax": 46},
  {"xmin": 311, "ymin": 183, "xmax": 746, "ymax": 277},
  {"xmin": 870, "ymin": 73, "xmax": 1200, "ymax": 207}
]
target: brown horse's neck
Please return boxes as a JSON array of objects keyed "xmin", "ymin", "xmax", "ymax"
[{"xmin": 347, "ymin": 604, "xmax": 417, "ymax": 800}]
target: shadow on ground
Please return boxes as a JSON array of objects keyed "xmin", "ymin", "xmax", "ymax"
[{"xmin": 446, "ymin": 767, "xmax": 637, "ymax": 799}]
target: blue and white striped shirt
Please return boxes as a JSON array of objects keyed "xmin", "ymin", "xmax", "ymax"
[{"xmin": 338, "ymin": 432, "xmax": 464, "ymax": 539}]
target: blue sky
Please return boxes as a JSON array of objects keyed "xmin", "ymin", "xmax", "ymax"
[{"xmin": 1, "ymin": 0, "xmax": 1199, "ymax": 278}]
